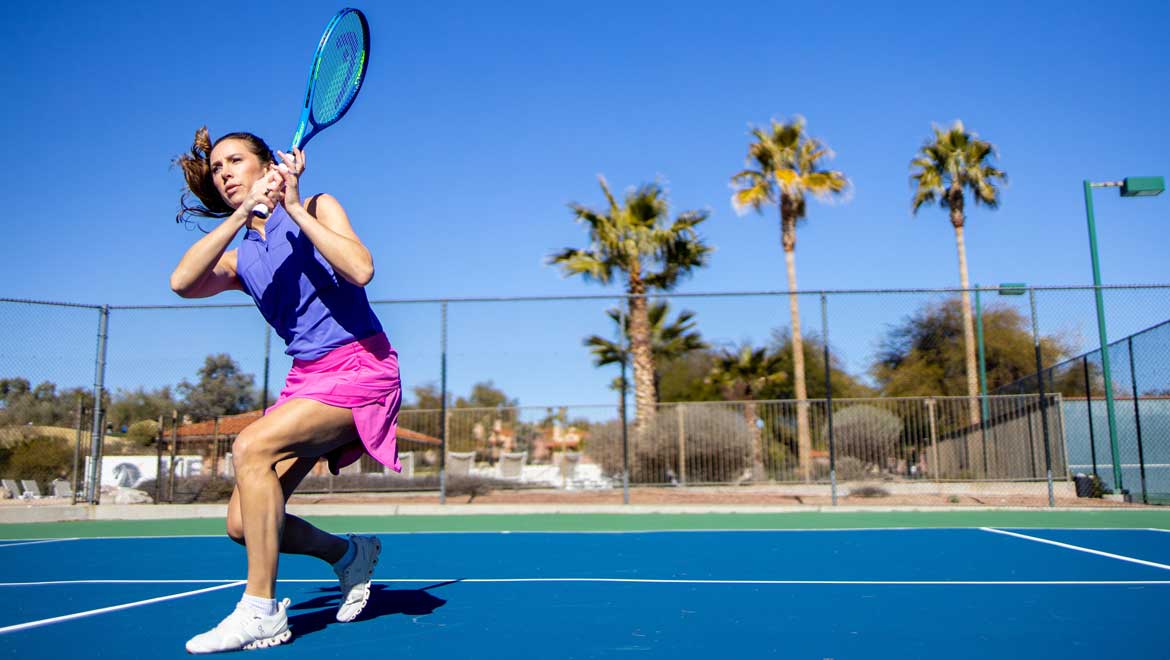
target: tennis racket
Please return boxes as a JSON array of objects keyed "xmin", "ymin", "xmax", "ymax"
[{"xmin": 254, "ymin": 8, "xmax": 370, "ymax": 217}]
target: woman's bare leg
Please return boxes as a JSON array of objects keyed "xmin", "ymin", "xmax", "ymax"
[
  {"xmin": 230, "ymin": 398, "xmax": 357, "ymax": 599},
  {"xmin": 226, "ymin": 456, "xmax": 349, "ymax": 564}
]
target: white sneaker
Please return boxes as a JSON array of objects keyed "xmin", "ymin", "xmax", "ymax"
[
  {"xmin": 334, "ymin": 534, "xmax": 381, "ymax": 622},
  {"xmin": 185, "ymin": 598, "xmax": 292, "ymax": 654}
]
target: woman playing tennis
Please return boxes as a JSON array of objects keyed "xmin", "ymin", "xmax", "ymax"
[{"xmin": 171, "ymin": 127, "xmax": 401, "ymax": 653}]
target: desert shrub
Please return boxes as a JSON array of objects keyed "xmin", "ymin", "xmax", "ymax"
[
  {"xmin": 139, "ymin": 476, "xmax": 236, "ymax": 503},
  {"xmin": 1, "ymin": 436, "xmax": 73, "ymax": 486},
  {"xmin": 836, "ymin": 456, "xmax": 867, "ymax": 480},
  {"xmin": 297, "ymin": 473, "xmax": 518, "ymax": 502},
  {"xmin": 126, "ymin": 420, "xmax": 160, "ymax": 447},
  {"xmin": 823, "ymin": 405, "xmax": 904, "ymax": 467},
  {"xmin": 813, "ymin": 455, "xmax": 867, "ymax": 481},
  {"xmin": 587, "ymin": 405, "xmax": 752, "ymax": 484},
  {"xmin": 849, "ymin": 484, "xmax": 890, "ymax": 498}
]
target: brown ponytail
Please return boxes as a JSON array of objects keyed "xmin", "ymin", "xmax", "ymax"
[{"xmin": 174, "ymin": 127, "xmax": 275, "ymax": 224}]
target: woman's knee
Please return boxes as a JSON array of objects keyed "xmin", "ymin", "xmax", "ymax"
[{"xmin": 232, "ymin": 429, "xmax": 275, "ymax": 479}]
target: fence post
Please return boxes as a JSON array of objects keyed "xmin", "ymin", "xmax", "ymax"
[
  {"xmin": 975, "ymin": 285, "xmax": 990, "ymax": 478},
  {"xmin": 1028, "ymin": 289, "xmax": 1055, "ymax": 507},
  {"xmin": 155, "ymin": 414, "xmax": 164, "ymax": 504},
  {"xmin": 439, "ymin": 301, "xmax": 448, "ymax": 505},
  {"xmin": 1127, "ymin": 337, "xmax": 1148, "ymax": 504},
  {"xmin": 620, "ymin": 308, "xmax": 630, "ymax": 505},
  {"xmin": 86, "ymin": 305, "xmax": 110, "ymax": 504},
  {"xmin": 927, "ymin": 398, "xmax": 939, "ymax": 478},
  {"xmin": 676, "ymin": 404, "xmax": 686, "ymax": 486},
  {"xmin": 262, "ymin": 326, "xmax": 272, "ymax": 412},
  {"xmin": 211, "ymin": 417, "xmax": 220, "ymax": 479},
  {"xmin": 822, "ymin": 294, "xmax": 837, "ymax": 506},
  {"xmin": 71, "ymin": 396, "xmax": 84, "ymax": 505},
  {"xmin": 1082, "ymin": 355, "xmax": 1098, "ymax": 478},
  {"xmin": 169, "ymin": 409, "xmax": 178, "ymax": 503}
]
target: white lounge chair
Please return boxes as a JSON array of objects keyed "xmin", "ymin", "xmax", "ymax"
[
  {"xmin": 446, "ymin": 451, "xmax": 475, "ymax": 477},
  {"xmin": 559, "ymin": 451, "xmax": 581, "ymax": 488},
  {"xmin": 51, "ymin": 479, "xmax": 73, "ymax": 498},
  {"xmin": 497, "ymin": 451, "xmax": 527, "ymax": 481},
  {"xmin": 1, "ymin": 479, "xmax": 20, "ymax": 499},
  {"xmin": 385, "ymin": 452, "xmax": 414, "ymax": 479},
  {"xmin": 20, "ymin": 480, "xmax": 42, "ymax": 499}
]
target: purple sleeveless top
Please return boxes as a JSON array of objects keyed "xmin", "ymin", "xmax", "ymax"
[{"xmin": 236, "ymin": 204, "xmax": 383, "ymax": 361}]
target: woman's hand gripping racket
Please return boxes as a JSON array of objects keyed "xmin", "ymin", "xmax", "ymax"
[{"xmin": 254, "ymin": 8, "xmax": 370, "ymax": 217}]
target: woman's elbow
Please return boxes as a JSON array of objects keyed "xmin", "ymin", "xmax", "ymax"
[
  {"xmin": 352, "ymin": 263, "xmax": 374, "ymax": 287},
  {"xmin": 170, "ymin": 271, "xmax": 198, "ymax": 297},
  {"xmin": 170, "ymin": 275, "xmax": 190, "ymax": 297}
]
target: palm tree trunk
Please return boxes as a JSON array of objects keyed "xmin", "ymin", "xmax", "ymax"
[
  {"xmin": 780, "ymin": 212, "xmax": 812, "ymax": 483},
  {"xmin": 952, "ymin": 221, "xmax": 983, "ymax": 435},
  {"xmin": 627, "ymin": 272, "xmax": 657, "ymax": 438}
]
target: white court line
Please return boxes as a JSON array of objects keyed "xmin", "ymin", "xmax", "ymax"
[
  {"xmin": 0, "ymin": 534, "xmax": 244, "ymax": 543},
  {"xmin": 374, "ymin": 577, "xmax": 1170, "ymax": 586},
  {"xmin": 0, "ymin": 526, "xmax": 1151, "ymax": 540},
  {"xmin": 0, "ymin": 579, "xmax": 237, "ymax": 587},
  {"xmin": 369, "ymin": 578, "xmax": 1170, "ymax": 586},
  {"xmin": 0, "ymin": 580, "xmax": 245, "ymax": 635},
  {"xmin": 981, "ymin": 528, "xmax": 1170, "ymax": 572},
  {"xmin": 0, "ymin": 527, "xmax": 1151, "ymax": 543},
  {"xmin": 0, "ymin": 529, "xmax": 937, "ymax": 542},
  {"xmin": 5, "ymin": 577, "xmax": 1169, "ymax": 588},
  {"xmin": 0, "ymin": 539, "xmax": 78, "ymax": 549}
]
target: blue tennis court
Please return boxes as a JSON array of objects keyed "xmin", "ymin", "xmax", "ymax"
[{"xmin": 1, "ymin": 527, "xmax": 1168, "ymax": 658}]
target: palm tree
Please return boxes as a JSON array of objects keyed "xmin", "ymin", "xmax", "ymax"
[
  {"xmin": 910, "ymin": 120, "xmax": 1007, "ymax": 427},
  {"xmin": 584, "ymin": 301, "xmax": 708, "ymax": 397},
  {"xmin": 730, "ymin": 117, "xmax": 848, "ymax": 481},
  {"xmin": 550, "ymin": 177, "xmax": 712, "ymax": 433},
  {"xmin": 706, "ymin": 344, "xmax": 785, "ymax": 481}
]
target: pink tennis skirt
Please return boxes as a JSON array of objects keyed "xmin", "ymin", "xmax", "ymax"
[{"xmin": 266, "ymin": 332, "xmax": 402, "ymax": 473}]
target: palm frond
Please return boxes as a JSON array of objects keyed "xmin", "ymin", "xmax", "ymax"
[
  {"xmin": 551, "ymin": 175, "xmax": 712, "ymax": 295},
  {"xmin": 583, "ymin": 334, "xmax": 625, "ymax": 368},
  {"xmin": 909, "ymin": 119, "xmax": 1006, "ymax": 218},
  {"xmin": 548, "ymin": 248, "xmax": 614, "ymax": 284}
]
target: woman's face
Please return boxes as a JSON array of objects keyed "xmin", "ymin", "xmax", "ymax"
[{"xmin": 208, "ymin": 139, "xmax": 268, "ymax": 209}]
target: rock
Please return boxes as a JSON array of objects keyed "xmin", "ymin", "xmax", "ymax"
[{"xmin": 111, "ymin": 487, "xmax": 153, "ymax": 504}]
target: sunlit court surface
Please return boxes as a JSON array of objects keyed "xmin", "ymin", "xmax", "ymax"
[
  {"xmin": 1, "ymin": 520, "xmax": 1169, "ymax": 658},
  {"xmin": 4, "ymin": 1, "xmax": 1170, "ymax": 658}
]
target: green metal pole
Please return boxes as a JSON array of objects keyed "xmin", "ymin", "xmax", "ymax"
[
  {"xmin": 1029, "ymin": 289, "xmax": 1055, "ymax": 507},
  {"xmin": 619, "ymin": 307, "xmax": 630, "ymax": 505},
  {"xmin": 439, "ymin": 302, "xmax": 448, "ymax": 505},
  {"xmin": 974, "ymin": 285, "xmax": 989, "ymax": 475},
  {"xmin": 1083, "ymin": 180, "xmax": 1123, "ymax": 493},
  {"xmin": 822, "ymin": 294, "xmax": 836, "ymax": 506},
  {"xmin": 975, "ymin": 285, "xmax": 988, "ymax": 407}
]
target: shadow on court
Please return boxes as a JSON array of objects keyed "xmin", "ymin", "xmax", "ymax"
[{"xmin": 286, "ymin": 581, "xmax": 455, "ymax": 641}]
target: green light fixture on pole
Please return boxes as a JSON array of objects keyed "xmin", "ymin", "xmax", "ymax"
[
  {"xmin": 974, "ymin": 282, "xmax": 1026, "ymax": 476},
  {"xmin": 1082, "ymin": 176, "xmax": 1164, "ymax": 495}
]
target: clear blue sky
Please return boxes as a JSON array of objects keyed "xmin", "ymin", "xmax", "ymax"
[{"xmin": 3, "ymin": 0, "xmax": 1169, "ymax": 408}]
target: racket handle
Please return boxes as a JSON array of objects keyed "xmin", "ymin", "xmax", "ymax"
[{"xmin": 253, "ymin": 203, "xmax": 270, "ymax": 218}]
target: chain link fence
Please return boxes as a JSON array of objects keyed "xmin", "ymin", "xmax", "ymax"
[
  {"xmin": 996, "ymin": 314, "xmax": 1170, "ymax": 504},
  {"xmin": 1, "ymin": 285, "xmax": 1167, "ymax": 507}
]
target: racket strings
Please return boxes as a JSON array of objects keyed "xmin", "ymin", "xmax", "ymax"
[{"xmin": 312, "ymin": 12, "xmax": 366, "ymax": 125}]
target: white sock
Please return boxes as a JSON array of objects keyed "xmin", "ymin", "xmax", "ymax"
[{"xmin": 240, "ymin": 593, "xmax": 278, "ymax": 617}]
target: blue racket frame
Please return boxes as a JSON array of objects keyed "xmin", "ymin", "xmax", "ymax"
[
  {"xmin": 288, "ymin": 7, "xmax": 371, "ymax": 152},
  {"xmin": 252, "ymin": 8, "xmax": 369, "ymax": 218}
]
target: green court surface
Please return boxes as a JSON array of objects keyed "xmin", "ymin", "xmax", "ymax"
[{"xmin": 2, "ymin": 509, "xmax": 1168, "ymax": 539}]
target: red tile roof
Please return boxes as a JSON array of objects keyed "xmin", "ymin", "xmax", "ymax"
[{"xmin": 177, "ymin": 409, "xmax": 440, "ymax": 445}]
